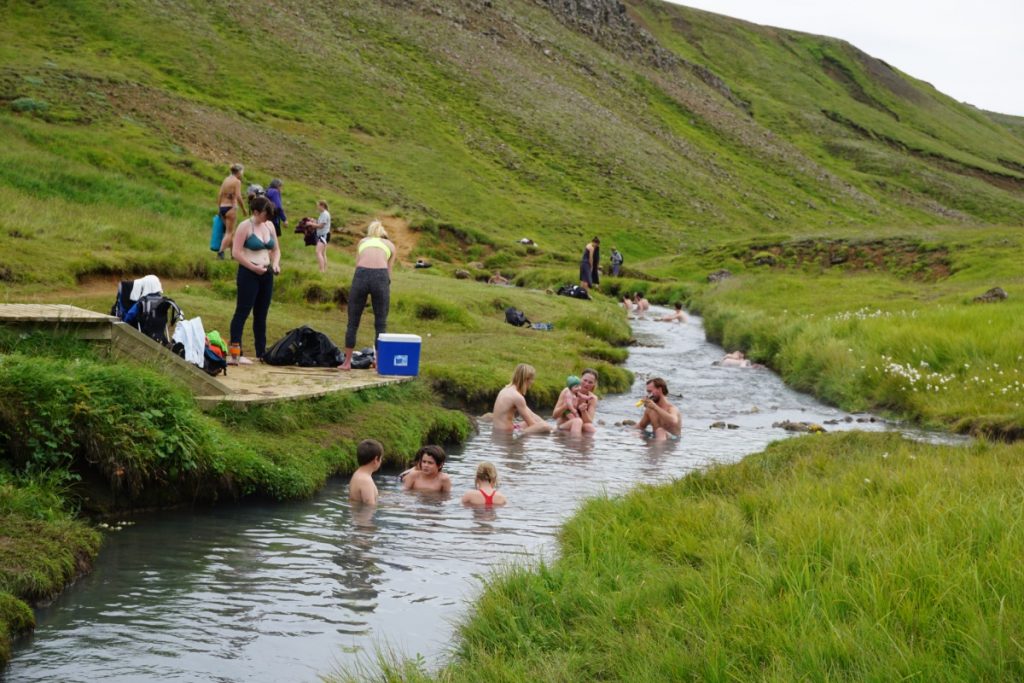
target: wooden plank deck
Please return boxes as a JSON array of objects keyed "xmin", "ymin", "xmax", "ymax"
[
  {"xmin": 195, "ymin": 364, "xmax": 412, "ymax": 409},
  {"xmin": 0, "ymin": 304, "xmax": 413, "ymax": 409}
]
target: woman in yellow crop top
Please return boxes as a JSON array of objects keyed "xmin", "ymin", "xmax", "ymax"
[{"xmin": 339, "ymin": 220, "xmax": 397, "ymax": 370}]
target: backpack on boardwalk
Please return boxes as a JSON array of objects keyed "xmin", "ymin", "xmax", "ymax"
[
  {"xmin": 202, "ymin": 339, "xmax": 228, "ymax": 376},
  {"xmin": 264, "ymin": 326, "xmax": 343, "ymax": 367},
  {"xmin": 504, "ymin": 307, "xmax": 531, "ymax": 327},
  {"xmin": 123, "ymin": 293, "xmax": 184, "ymax": 346}
]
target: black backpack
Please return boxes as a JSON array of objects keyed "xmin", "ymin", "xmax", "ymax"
[
  {"xmin": 264, "ymin": 326, "xmax": 344, "ymax": 367},
  {"xmin": 202, "ymin": 340, "xmax": 228, "ymax": 376},
  {"xmin": 350, "ymin": 347, "xmax": 375, "ymax": 369},
  {"xmin": 124, "ymin": 293, "xmax": 184, "ymax": 345},
  {"xmin": 557, "ymin": 284, "xmax": 591, "ymax": 300},
  {"xmin": 504, "ymin": 307, "xmax": 530, "ymax": 327}
]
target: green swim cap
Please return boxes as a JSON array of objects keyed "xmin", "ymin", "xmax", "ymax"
[{"xmin": 566, "ymin": 375, "xmax": 581, "ymax": 388}]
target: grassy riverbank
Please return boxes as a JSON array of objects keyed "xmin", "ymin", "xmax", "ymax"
[
  {"xmin": 650, "ymin": 227, "xmax": 1024, "ymax": 437},
  {"xmin": 0, "ymin": 327, "xmax": 479, "ymax": 663},
  {"xmin": 342, "ymin": 431, "xmax": 1024, "ymax": 682}
]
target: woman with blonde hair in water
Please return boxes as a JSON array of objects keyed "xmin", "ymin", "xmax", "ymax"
[
  {"xmin": 339, "ymin": 220, "xmax": 397, "ymax": 370},
  {"xmin": 461, "ymin": 462, "xmax": 507, "ymax": 506}
]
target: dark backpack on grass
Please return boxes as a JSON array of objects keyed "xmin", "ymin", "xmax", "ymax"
[
  {"xmin": 264, "ymin": 326, "xmax": 343, "ymax": 367},
  {"xmin": 557, "ymin": 284, "xmax": 590, "ymax": 300},
  {"xmin": 504, "ymin": 307, "xmax": 530, "ymax": 327}
]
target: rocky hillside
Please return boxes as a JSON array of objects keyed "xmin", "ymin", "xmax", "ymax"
[{"xmin": 0, "ymin": 0, "xmax": 1021, "ymax": 281}]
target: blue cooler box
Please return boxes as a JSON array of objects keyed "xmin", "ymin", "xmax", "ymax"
[{"xmin": 377, "ymin": 333, "xmax": 422, "ymax": 376}]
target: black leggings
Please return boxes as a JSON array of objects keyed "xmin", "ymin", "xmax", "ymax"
[
  {"xmin": 346, "ymin": 267, "xmax": 390, "ymax": 349},
  {"xmin": 230, "ymin": 266, "xmax": 274, "ymax": 356}
]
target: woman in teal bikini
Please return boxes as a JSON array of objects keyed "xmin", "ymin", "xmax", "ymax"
[{"xmin": 229, "ymin": 195, "xmax": 281, "ymax": 364}]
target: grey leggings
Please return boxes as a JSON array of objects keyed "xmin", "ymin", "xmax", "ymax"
[{"xmin": 346, "ymin": 267, "xmax": 390, "ymax": 349}]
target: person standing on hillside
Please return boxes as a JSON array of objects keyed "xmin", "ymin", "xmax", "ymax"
[
  {"xmin": 338, "ymin": 220, "xmax": 396, "ymax": 370},
  {"xmin": 579, "ymin": 236, "xmax": 600, "ymax": 292},
  {"xmin": 217, "ymin": 163, "xmax": 248, "ymax": 259},
  {"xmin": 265, "ymin": 178, "xmax": 287, "ymax": 237},
  {"xmin": 307, "ymin": 200, "xmax": 332, "ymax": 273},
  {"xmin": 610, "ymin": 247, "xmax": 623, "ymax": 276}
]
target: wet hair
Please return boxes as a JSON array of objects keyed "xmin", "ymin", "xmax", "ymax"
[
  {"xmin": 581, "ymin": 368, "xmax": 598, "ymax": 384},
  {"xmin": 367, "ymin": 220, "xmax": 388, "ymax": 239},
  {"xmin": 356, "ymin": 439, "xmax": 383, "ymax": 466},
  {"xmin": 417, "ymin": 444, "xmax": 446, "ymax": 470},
  {"xmin": 511, "ymin": 363, "xmax": 536, "ymax": 394},
  {"xmin": 475, "ymin": 462, "xmax": 498, "ymax": 487},
  {"xmin": 230, "ymin": 163, "xmax": 244, "ymax": 174},
  {"xmin": 647, "ymin": 377, "xmax": 669, "ymax": 395},
  {"xmin": 249, "ymin": 195, "xmax": 276, "ymax": 218},
  {"xmin": 674, "ymin": 302, "xmax": 683, "ymax": 310}
]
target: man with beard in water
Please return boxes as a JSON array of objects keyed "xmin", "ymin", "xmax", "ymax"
[{"xmin": 635, "ymin": 377, "xmax": 681, "ymax": 441}]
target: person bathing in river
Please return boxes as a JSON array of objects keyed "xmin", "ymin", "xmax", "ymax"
[
  {"xmin": 492, "ymin": 363, "xmax": 552, "ymax": 435},
  {"xmin": 719, "ymin": 350, "xmax": 761, "ymax": 368},
  {"xmin": 349, "ymin": 439, "xmax": 383, "ymax": 505},
  {"xmin": 402, "ymin": 445, "xmax": 452, "ymax": 493},
  {"xmin": 553, "ymin": 375, "xmax": 583, "ymax": 435},
  {"xmin": 635, "ymin": 377, "xmax": 681, "ymax": 442},
  {"xmin": 622, "ymin": 295, "xmax": 633, "ymax": 314},
  {"xmin": 657, "ymin": 302, "xmax": 687, "ymax": 323},
  {"xmin": 633, "ymin": 292, "xmax": 650, "ymax": 316},
  {"xmin": 461, "ymin": 462, "xmax": 507, "ymax": 507}
]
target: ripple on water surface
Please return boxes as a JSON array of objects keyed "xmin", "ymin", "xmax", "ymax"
[{"xmin": 7, "ymin": 309, "xmax": 955, "ymax": 682}]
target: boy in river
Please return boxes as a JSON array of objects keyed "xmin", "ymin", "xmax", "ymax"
[
  {"xmin": 492, "ymin": 363, "xmax": 552, "ymax": 435},
  {"xmin": 402, "ymin": 445, "xmax": 452, "ymax": 493},
  {"xmin": 635, "ymin": 377, "xmax": 682, "ymax": 441},
  {"xmin": 349, "ymin": 439, "xmax": 383, "ymax": 505}
]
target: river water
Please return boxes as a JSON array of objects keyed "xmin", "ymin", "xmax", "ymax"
[{"xmin": 6, "ymin": 309, "xmax": 955, "ymax": 682}]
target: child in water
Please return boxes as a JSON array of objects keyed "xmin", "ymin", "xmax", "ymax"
[
  {"xmin": 558, "ymin": 375, "xmax": 582, "ymax": 420},
  {"xmin": 461, "ymin": 462, "xmax": 507, "ymax": 506},
  {"xmin": 402, "ymin": 445, "xmax": 452, "ymax": 493}
]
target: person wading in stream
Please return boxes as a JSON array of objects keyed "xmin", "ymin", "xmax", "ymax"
[
  {"xmin": 491, "ymin": 363, "xmax": 552, "ymax": 435},
  {"xmin": 635, "ymin": 377, "xmax": 681, "ymax": 441}
]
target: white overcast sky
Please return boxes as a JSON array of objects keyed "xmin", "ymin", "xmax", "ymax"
[{"xmin": 668, "ymin": 1, "xmax": 1024, "ymax": 116}]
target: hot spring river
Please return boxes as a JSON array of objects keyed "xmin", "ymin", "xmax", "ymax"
[{"xmin": 6, "ymin": 309, "xmax": 962, "ymax": 682}]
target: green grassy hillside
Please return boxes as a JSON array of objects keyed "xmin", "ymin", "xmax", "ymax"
[{"xmin": 2, "ymin": 0, "xmax": 1023, "ymax": 290}]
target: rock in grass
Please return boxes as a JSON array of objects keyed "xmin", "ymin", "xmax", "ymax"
[
  {"xmin": 707, "ymin": 269, "xmax": 732, "ymax": 283},
  {"xmin": 454, "ymin": 269, "xmax": 470, "ymax": 279},
  {"xmin": 973, "ymin": 287, "xmax": 1008, "ymax": 303},
  {"xmin": 772, "ymin": 420, "xmax": 826, "ymax": 433}
]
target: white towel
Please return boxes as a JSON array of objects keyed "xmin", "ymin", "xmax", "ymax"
[
  {"xmin": 172, "ymin": 317, "xmax": 207, "ymax": 367},
  {"xmin": 130, "ymin": 274, "xmax": 163, "ymax": 300}
]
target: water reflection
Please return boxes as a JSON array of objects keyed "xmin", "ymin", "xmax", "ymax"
[{"xmin": 7, "ymin": 307, "xmax": 964, "ymax": 683}]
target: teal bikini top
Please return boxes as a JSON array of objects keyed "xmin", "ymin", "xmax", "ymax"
[{"xmin": 243, "ymin": 224, "xmax": 276, "ymax": 251}]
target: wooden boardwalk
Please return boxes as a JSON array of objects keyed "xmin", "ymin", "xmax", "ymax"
[{"xmin": 0, "ymin": 304, "xmax": 412, "ymax": 409}]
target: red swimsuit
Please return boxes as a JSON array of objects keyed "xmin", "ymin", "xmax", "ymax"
[{"xmin": 478, "ymin": 488, "xmax": 496, "ymax": 506}]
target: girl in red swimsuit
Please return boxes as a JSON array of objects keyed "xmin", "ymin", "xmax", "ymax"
[{"xmin": 461, "ymin": 462, "xmax": 507, "ymax": 507}]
